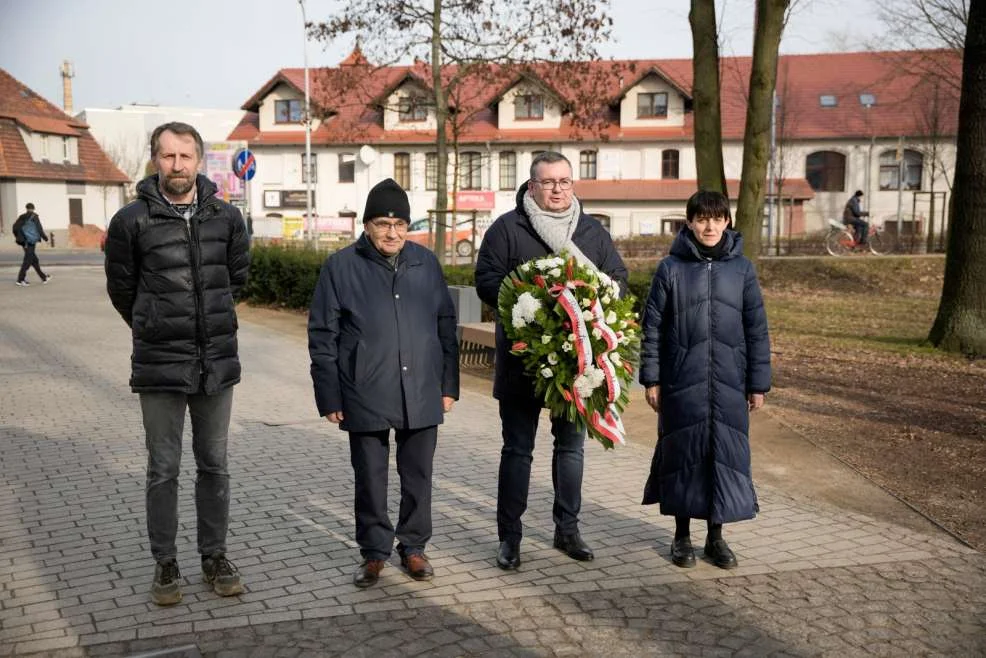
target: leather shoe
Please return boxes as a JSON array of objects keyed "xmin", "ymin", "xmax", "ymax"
[
  {"xmin": 670, "ymin": 536, "xmax": 696, "ymax": 568},
  {"xmin": 704, "ymin": 538, "xmax": 738, "ymax": 569},
  {"xmin": 353, "ymin": 559, "xmax": 385, "ymax": 588},
  {"xmin": 496, "ymin": 540, "xmax": 521, "ymax": 570},
  {"xmin": 400, "ymin": 553, "xmax": 434, "ymax": 581},
  {"xmin": 553, "ymin": 530, "xmax": 594, "ymax": 562}
]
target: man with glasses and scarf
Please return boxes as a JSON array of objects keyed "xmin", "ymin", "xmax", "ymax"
[
  {"xmin": 475, "ymin": 151, "xmax": 627, "ymax": 571},
  {"xmin": 309, "ymin": 178, "xmax": 459, "ymax": 588}
]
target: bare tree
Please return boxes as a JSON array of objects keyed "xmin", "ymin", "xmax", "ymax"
[
  {"xmin": 690, "ymin": 0, "xmax": 727, "ymax": 195},
  {"xmin": 308, "ymin": 0, "xmax": 613, "ymax": 260},
  {"xmin": 99, "ymin": 135, "xmax": 147, "ymax": 200},
  {"xmin": 733, "ymin": 0, "xmax": 792, "ymax": 259},
  {"xmin": 873, "ymin": 0, "xmax": 969, "ymax": 93},
  {"xmin": 928, "ymin": 0, "xmax": 986, "ymax": 356}
]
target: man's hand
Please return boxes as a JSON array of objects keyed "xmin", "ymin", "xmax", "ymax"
[
  {"xmin": 645, "ymin": 385, "xmax": 660, "ymax": 413},
  {"xmin": 748, "ymin": 393, "xmax": 765, "ymax": 412},
  {"xmin": 442, "ymin": 396, "xmax": 455, "ymax": 412},
  {"xmin": 325, "ymin": 411, "xmax": 344, "ymax": 424}
]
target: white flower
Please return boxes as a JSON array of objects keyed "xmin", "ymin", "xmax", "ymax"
[
  {"xmin": 549, "ymin": 268, "xmax": 562, "ymax": 278},
  {"xmin": 592, "ymin": 327, "xmax": 603, "ymax": 339},
  {"xmin": 512, "ymin": 292, "xmax": 541, "ymax": 330},
  {"xmin": 606, "ymin": 311, "xmax": 617, "ymax": 324},
  {"xmin": 619, "ymin": 321, "xmax": 627, "ymax": 329},
  {"xmin": 582, "ymin": 310, "xmax": 594, "ymax": 322},
  {"xmin": 611, "ymin": 284, "xmax": 622, "ymax": 298},
  {"xmin": 541, "ymin": 334, "xmax": 552, "ymax": 344},
  {"xmin": 521, "ymin": 262, "xmax": 531, "ymax": 272},
  {"xmin": 547, "ymin": 352, "xmax": 559, "ymax": 365},
  {"xmin": 574, "ymin": 365, "xmax": 606, "ymax": 398},
  {"xmin": 540, "ymin": 367, "xmax": 554, "ymax": 378},
  {"xmin": 562, "ymin": 341, "xmax": 573, "ymax": 352},
  {"xmin": 512, "ymin": 316, "xmax": 527, "ymax": 329},
  {"xmin": 609, "ymin": 352, "xmax": 622, "ymax": 366},
  {"xmin": 535, "ymin": 259, "xmax": 551, "ymax": 271},
  {"xmin": 602, "ymin": 295, "xmax": 611, "ymax": 305},
  {"xmin": 568, "ymin": 333, "xmax": 576, "ymax": 342},
  {"xmin": 581, "ymin": 297, "xmax": 593, "ymax": 308},
  {"xmin": 619, "ymin": 335, "xmax": 630, "ymax": 345},
  {"xmin": 598, "ymin": 272, "xmax": 612, "ymax": 287}
]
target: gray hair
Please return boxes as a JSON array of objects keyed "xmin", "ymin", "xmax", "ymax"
[
  {"xmin": 150, "ymin": 122, "xmax": 204, "ymax": 159},
  {"xmin": 530, "ymin": 151, "xmax": 571, "ymax": 181}
]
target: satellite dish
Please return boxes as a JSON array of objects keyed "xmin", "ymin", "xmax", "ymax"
[{"xmin": 358, "ymin": 145, "xmax": 377, "ymax": 165}]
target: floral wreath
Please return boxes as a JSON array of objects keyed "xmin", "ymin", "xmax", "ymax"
[{"xmin": 497, "ymin": 252, "xmax": 640, "ymax": 449}]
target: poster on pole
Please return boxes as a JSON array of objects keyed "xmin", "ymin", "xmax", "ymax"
[{"xmin": 204, "ymin": 141, "xmax": 247, "ymax": 203}]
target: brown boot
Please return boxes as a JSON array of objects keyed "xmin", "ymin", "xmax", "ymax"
[
  {"xmin": 400, "ymin": 553, "xmax": 434, "ymax": 581},
  {"xmin": 354, "ymin": 559, "xmax": 385, "ymax": 588}
]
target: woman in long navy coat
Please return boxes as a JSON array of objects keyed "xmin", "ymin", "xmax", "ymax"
[{"xmin": 638, "ymin": 190, "xmax": 771, "ymax": 569}]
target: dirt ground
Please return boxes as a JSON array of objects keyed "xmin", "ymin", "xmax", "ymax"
[{"xmin": 238, "ymin": 257, "xmax": 986, "ymax": 550}]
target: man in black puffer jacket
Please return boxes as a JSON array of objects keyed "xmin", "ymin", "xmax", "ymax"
[
  {"xmin": 475, "ymin": 151, "xmax": 627, "ymax": 571},
  {"xmin": 105, "ymin": 122, "xmax": 250, "ymax": 606}
]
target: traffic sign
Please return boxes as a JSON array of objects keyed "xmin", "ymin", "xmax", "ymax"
[{"xmin": 232, "ymin": 148, "xmax": 257, "ymax": 181}]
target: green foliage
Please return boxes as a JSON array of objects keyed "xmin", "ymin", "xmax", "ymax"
[{"xmin": 243, "ymin": 244, "xmax": 326, "ymax": 309}]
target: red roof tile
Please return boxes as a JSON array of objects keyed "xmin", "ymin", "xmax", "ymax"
[
  {"xmin": 230, "ymin": 50, "xmax": 960, "ymax": 147},
  {"xmin": 0, "ymin": 69, "xmax": 129, "ymax": 184}
]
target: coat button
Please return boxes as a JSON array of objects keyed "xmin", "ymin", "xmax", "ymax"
[
  {"xmin": 395, "ymin": 294, "xmax": 400, "ymax": 299},
  {"xmin": 402, "ymin": 366, "xmax": 408, "ymax": 371}
]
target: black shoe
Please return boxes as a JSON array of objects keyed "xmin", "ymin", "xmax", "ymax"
[
  {"xmin": 151, "ymin": 559, "xmax": 182, "ymax": 606},
  {"xmin": 704, "ymin": 538, "xmax": 738, "ymax": 569},
  {"xmin": 553, "ymin": 530, "xmax": 594, "ymax": 562},
  {"xmin": 201, "ymin": 553, "xmax": 244, "ymax": 596},
  {"xmin": 496, "ymin": 540, "xmax": 521, "ymax": 570},
  {"xmin": 670, "ymin": 536, "xmax": 696, "ymax": 568},
  {"xmin": 354, "ymin": 559, "xmax": 386, "ymax": 588}
]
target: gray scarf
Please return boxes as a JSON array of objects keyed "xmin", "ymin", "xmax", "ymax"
[{"xmin": 522, "ymin": 193, "xmax": 597, "ymax": 272}]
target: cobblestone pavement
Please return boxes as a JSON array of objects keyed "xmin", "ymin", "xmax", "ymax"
[{"xmin": 1, "ymin": 267, "xmax": 984, "ymax": 657}]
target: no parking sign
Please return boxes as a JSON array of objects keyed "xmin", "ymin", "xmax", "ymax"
[{"xmin": 232, "ymin": 148, "xmax": 257, "ymax": 181}]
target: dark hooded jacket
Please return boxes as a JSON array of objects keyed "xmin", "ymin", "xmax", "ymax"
[
  {"xmin": 13, "ymin": 212, "xmax": 47, "ymax": 246},
  {"xmin": 475, "ymin": 182, "xmax": 628, "ymax": 401},
  {"xmin": 104, "ymin": 174, "xmax": 251, "ymax": 394},
  {"xmin": 308, "ymin": 235, "xmax": 460, "ymax": 432},
  {"xmin": 638, "ymin": 228, "xmax": 771, "ymax": 523}
]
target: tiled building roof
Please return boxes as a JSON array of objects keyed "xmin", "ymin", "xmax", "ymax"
[
  {"xmin": 229, "ymin": 49, "xmax": 960, "ymax": 146},
  {"xmin": 0, "ymin": 68, "xmax": 129, "ymax": 184}
]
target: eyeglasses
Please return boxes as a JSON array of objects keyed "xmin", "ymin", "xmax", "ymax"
[
  {"xmin": 369, "ymin": 220, "xmax": 409, "ymax": 233},
  {"xmin": 534, "ymin": 178, "xmax": 574, "ymax": 191}
]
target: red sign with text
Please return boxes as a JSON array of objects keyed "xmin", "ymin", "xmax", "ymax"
[{"xmin": 455, "ymin": 190, "xmax": 496, "ymax": 210}]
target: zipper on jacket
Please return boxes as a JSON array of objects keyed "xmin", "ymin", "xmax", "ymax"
[
  {"xmin": 706, "ymin": 260, "xmax": 715, "ymax": 518},
  {"xmin": 184, "ymin": 209, "xmax": 208, "ymax": 379}
]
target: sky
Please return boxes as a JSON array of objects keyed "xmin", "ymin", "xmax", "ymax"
[{"xmin": 0, "ymin": 0, "xmax": 888, "ymax": 113}]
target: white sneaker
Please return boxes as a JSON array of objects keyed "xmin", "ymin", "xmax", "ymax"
[
  {"xmin": 15, "ymin": 281, "xmax": 29, "ymax": 287},
  {"xmin": 42, "ymin": 275, "xmax": 52, "ymax": 284}
]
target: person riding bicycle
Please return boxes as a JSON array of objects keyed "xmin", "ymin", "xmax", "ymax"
[{"xmin": 843, "ymin": 190, "xmax": 870, "ymax": 247}]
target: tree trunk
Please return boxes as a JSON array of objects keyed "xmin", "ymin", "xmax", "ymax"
[
  {"xmin": 431, "ymin": 0, "xmax": 448, "ymax": 262},
  {"xmin": 689, "ymin": 0, "xmax": 727, "ymax": 195},
  {"xmin": 733, "ymin": 0, "xmax": 789, "ymax": 259},
  {"xmin": 929, "ymin": 0, "xmax": 986, "ymax": 356}
]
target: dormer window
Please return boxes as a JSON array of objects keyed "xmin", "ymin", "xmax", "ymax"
[
  {"xmin": 275, "ymin": 99, "xmax": 303, "ymax": 123},
  {"xmin": 819, "ymin": 95, "xmax": 838, "ymax": 107},
  {"xmin": 515, "ymin": 94, "xmax": 544, "ymax": 120},
  {"xmin": 398, "ymin": 96, "xmax": 428, "ymax": 122},
  {"xmin": 637, "ymin": 92, "xmax": 668, "ymax": 118}
]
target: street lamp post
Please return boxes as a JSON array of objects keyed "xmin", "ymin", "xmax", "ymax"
[{"xmin": 299, "ymin": 0, "xmax": 313, "ymax": 246}]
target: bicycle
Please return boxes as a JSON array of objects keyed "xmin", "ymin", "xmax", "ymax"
[{"xmin": 824, "ymin": 219, "xmax": 889, "ymax": 256}]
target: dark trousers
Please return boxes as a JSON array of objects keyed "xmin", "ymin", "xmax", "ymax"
[
  {"xmin": 139, "ymin": 387, "xmax": 234, "ymax": 562},
  {"xmin": 17, "ymin": 243, "xmax": 46, "ymax": 282},
  {"xmin": 497, "ymin": 397, "xmax": 585, "ymax": 542},
  {"xmin": 349, "ymin": 426, "xmax": 437, "ymax": 560},
  {"xmin": 847, "ymin": 218, "xmax": 869, "ymax": 244}
]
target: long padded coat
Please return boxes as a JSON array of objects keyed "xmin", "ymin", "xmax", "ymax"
[
  {"xmin": 638, "ymin": 228, "xmax": 771, "ymax": 524},
  {"xmin": 308, "ymin": 235, "xmax": 460, "ymax": 433},
  {"xmin": 475, "ymin": 183, "xmax": 628, "ymax": 401},
  {"xmin": 104, "ymin": 174, "xmax": 250, "ymax": 395}
]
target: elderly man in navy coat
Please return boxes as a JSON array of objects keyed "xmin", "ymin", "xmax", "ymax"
[{"xmin": 309, "ymin": 178, "xmax": 459, "ymax": 588}]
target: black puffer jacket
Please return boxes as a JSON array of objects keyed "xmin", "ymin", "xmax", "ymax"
[
  {"xmin": 104, "ymin": 174, "xmax": 251, "ymax": 394},
  {"xmin": 308, "ymin": 235, "xmax": 459, "ymax": 432},
  {"xmin": 475, "ymin": 183, "xmax": 628, "ymax": 401},
  {"xmin": 638, "ymin": 228, "xmax": 771, "ymax": 523}
]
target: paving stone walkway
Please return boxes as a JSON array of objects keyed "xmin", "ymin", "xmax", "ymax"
[{"xmin": 1, "ymin": 266, "xmax": 983, "ymax": 657}]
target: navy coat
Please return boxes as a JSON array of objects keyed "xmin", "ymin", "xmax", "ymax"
[
  {"xmin": 638, "ymin": 228, "xmax": 771, "ymax": 523},
  {"xmin": 475, "ymin": 183, "xmax": 628, "ymax": 401},
  {"xmin": 308, "ymin": 235, "xmax": 459, "ymax": 432}
]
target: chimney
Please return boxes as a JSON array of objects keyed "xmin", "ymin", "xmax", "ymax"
[{"xmin": 60, "ymin": 60, "xmax": 75, "ymax": 114}]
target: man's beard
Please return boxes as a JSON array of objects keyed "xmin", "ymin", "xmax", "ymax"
[{"xmin": 162, "ymin": 173, "xmax": 195, "ymax": 197}]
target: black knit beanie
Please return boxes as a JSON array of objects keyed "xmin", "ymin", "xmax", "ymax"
[{"xmin": 363, "ymin": 178, "xmax": 410, "ymax": 223}]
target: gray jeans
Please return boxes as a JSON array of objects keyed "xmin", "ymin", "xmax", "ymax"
[{"xmin": 139, "ymin": 387, "xmax": 234, "ymax": 562}]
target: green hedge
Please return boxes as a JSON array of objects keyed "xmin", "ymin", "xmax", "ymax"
[{"xmin": 244, "ymin": 244, "xmax": 657, "ymax": 314}]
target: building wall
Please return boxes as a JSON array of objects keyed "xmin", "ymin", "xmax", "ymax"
[
  {"xmin": 257, "ymin": 84, "xmax": 323, "ymax": 134},
  {"xmin": 618, "ymin": 75, "xmax": 687, "ymax": 128},
  {"xmin": 383, "ymin": 83, "xmax": 438, "ymax": 132},
  {"xmin": 9, "ymin": 180, "xmax": 125, "ymax": 231},
  {"xmin": 497, "ymin": 83, "xmax": 564, "ymax": 130}
]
